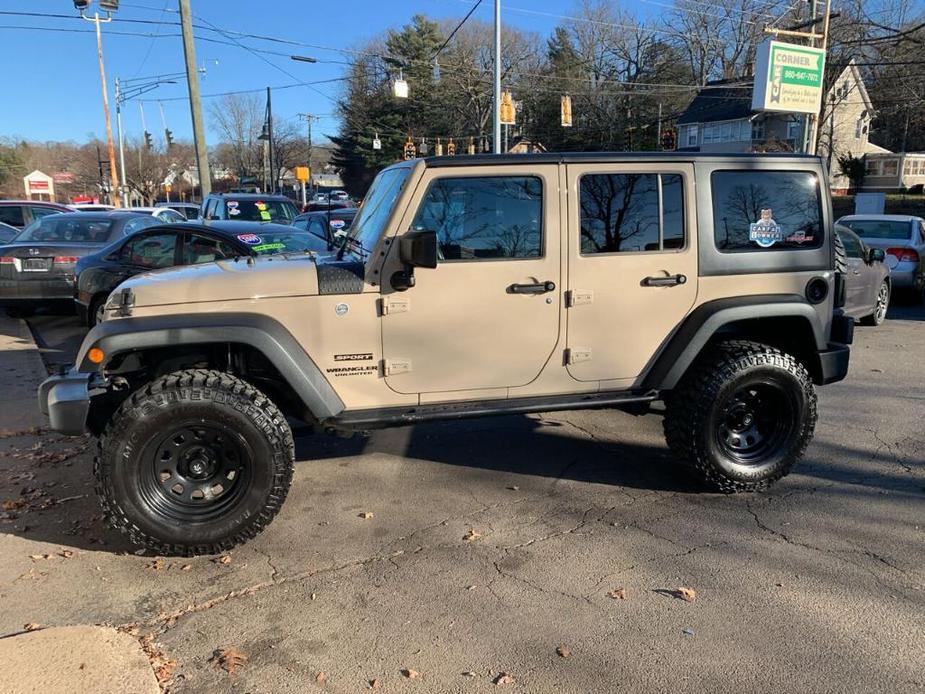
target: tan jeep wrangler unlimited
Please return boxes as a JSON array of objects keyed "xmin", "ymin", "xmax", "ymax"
[{"xmin": 39, "ymin": 153, "xmax": 852, "ymax": 555}]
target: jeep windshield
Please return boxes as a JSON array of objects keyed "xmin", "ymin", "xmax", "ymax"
[{"xmin": 345, "ymin": 167, "xmax": 411, "ymax": 261}]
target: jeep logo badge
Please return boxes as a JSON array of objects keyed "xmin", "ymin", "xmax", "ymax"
[
  {"xmin": 334, "ymin": 303, "xmax": 349, "ymax": 316},
  {"xmin": 28, "ymin": 248, "xmax": 41, "ymax": 256}
]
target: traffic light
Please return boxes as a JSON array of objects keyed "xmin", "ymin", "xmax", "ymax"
[
  {"xmin": 500, "ymin": 91, "xmax": 515, "ymax": 125},
  {"xmin": 561, "ymin": 95, "xmax": 573, "ymax": 128},
  {"xmin": 446, "ymin": 138, "xmax": 456, "ymax": 156},
  {"xmin": 144, "ymin": 131, "xmax": 153, "ymax": 150},
  {"xmin": 402, "ymin": 137, "xmax": 416, "ymax": 160},
  {"xmin": 660, "ymin": 128, "xmax": 677, "ymax": 151},
  {"xmin": 165, "ymin": 128, "xmax": 174, "ymax": 149}
]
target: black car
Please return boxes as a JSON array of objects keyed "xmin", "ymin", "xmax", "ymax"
[
  {"xmin": 75, "ymin": 220, "xmax": 330, "ymax": 325},
  {"xmin": 200, "ymin": 193, "xmax": 299, "ymax": 223},
  {"xmin": 0, "ymin": 222, "xmax": 19, "ymax": 243},
  {"xmin": 291, "ymin": 208, "xmax": 358, "ymax": 252},
  {"xmin": 0, "ymin": 211, "xmax": 159, "ymax": 317}
]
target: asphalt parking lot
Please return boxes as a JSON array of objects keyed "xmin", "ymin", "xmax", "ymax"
[{"xmin": 1, "ymin": 304, "xmax": 923, "ymax": 693}]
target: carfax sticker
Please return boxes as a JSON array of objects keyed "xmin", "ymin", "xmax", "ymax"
[
  {"xmin": 330, "ymin": 219, "xmax": 346, "ymax": 230},
  {"xmin": 749, "ymin": 208, "xmax": 784, "ymax": 248},
  {"xmin": 227, "ymin": 201, "xmax": 239, "ymax": 208},
  {"xmin": 237, "ymin": 233, "xmax": 263, "ymax": 245}
]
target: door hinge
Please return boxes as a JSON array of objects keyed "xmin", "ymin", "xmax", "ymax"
[
  {"xmin": 566, "ymin": 347, "xmax": 592, "ymax": 365},
  {"xmin": 566, "ymin": 289, "xmax": 593, "ymax": 307},
  {"xmin": 383, "ymin": 358, "xmax": 412, "ymax": 376},
  {"xmin": 379, "ymin": 296, "xmax": 410, "ymax": 315}
]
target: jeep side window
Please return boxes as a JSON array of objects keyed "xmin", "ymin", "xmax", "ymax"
[
  {"xmin": 711, "ymin": 170, "xmax": 823, "ymax": 251},
  {"xmin": 412, "ymin": 176, "xmax": 543, "ymax": 260},
  {"xmin": 579, "ymin": 174, "xmax": 684, "ymax": 254}
]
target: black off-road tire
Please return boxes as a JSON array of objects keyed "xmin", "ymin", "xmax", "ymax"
[
  {"xmin": 833, "ymin": 229, "xmax": 848, "ymax": 275},
  {"xmin": 88, "ymin": 294, "xmax": 107, "ymax": 327},
  {"xmin": 95, "ymin": 369, "xmax": 294, "ymax": 555},
  {"xmin": 663, "ymin": 340, "xmax": 817, "ymax": 493}
]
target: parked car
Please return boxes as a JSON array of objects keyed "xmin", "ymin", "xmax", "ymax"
[
  {"xmin": 291, "ymin": 208, "xmax": 358, "ymax": 251},
  {"xmin": 0, "ymin": 222, "xmax": 19, "ymax": 243},
  {"xmin": 835, "ymin": 224, "xmax": 891, "ymax": 326},
  {"xmin": 200, "ymin": 193, "xmax": 298, "ymax": 223},
  {"xmin": 71, "ymin": 204, "xmax": 116, "ymax": 212},
  {"xmin": 125, "ymin": 206, "xmax": 187, "ymax": 223},
  {"xmin": 75, "ymin": 220, "xmax": 327, "ymax": 326},
  {"xmin": 0, "ymin": 200, "xmax": 71, "ymax": 228},
  {"xmin": 155, "ymin": 202, "xmax": 201, "ymax": 220},
  {"xmin": 0, "ymin": 211, "xmax": 159, "ymax": 316},
  {"xmin": 837, "ymin": 214, "xmax": 925, "ymax": 302}
]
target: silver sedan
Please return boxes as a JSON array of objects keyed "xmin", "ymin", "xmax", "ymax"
[{"xmin": 837, "ymin": 214, "xmax": 925, "ymax": 303}]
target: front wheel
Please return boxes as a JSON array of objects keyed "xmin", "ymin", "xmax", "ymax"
[
  {"xmin": 664, "ymin": 341, "xmax": 817, "ymax": 493},
  {"xmin": 860, "ymin": 280, "xmax": 890, "ymax": 326},
  {"xmin": 95, "ymin": 369, "xmax": 294, "ymax": 555}
]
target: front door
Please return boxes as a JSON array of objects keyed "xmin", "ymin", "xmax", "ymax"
[
  {"xmin": 381, "ymin": 166, "xmax": 561, "ymax": 395},
  {"xmin": 565, "ymin": 163, "xmax": 698, "ymax": 382}
]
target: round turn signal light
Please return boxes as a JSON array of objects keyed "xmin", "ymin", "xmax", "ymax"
[{"xmin": 87, "ymin": 347, "xmax": 105, "ymax": 364}]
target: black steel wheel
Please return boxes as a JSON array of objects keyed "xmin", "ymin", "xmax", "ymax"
[
  {"xmin": 96, "ymin": 369, "xmax": 294, "ymax": 555},
  {"xmin": 664, "ymin": 340, "xmax": 816, "ymax": 493}
]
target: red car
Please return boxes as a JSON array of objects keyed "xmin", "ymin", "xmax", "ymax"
[{"xmin": 0, "ymin": 200, "xmax": 72, "ymax": 229}]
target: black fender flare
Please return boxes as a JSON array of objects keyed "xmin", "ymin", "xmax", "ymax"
[
  {"xmin": 641, "ymin": 294, "xmax": 828, "ymax": 391},
  {"xmin": 76, "ymin": 313, "xmax": 345, "ymax": 419}
]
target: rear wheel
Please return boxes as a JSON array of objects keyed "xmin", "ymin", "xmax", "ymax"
[
  {"xmin": 95, "ymin": 369, "xmax": 294, "ymax": 555},
  {"xmin": 860, "ymin": 280, "xmax": 890, "ymax": 326},
  {"xmin": 664, "ymin": 340, "xmax": 816, "ymax": 493}
]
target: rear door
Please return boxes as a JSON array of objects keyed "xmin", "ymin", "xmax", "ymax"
[
  {"xmin": 565, "ymin": 163, "xmax": 698, "ymax": 382},
  {"xmin": 838, "ymin": 228, "xmax": 866, "ymax": 314}
]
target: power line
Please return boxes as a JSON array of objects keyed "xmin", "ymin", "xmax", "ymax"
[{"xmin": 433, "ymin": 0, "xmax": 484, "ymax": 58}]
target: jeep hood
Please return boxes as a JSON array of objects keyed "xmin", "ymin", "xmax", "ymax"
[{"xmin": 118, "ymin": 256, "xmax": 320, "ymax": 307}]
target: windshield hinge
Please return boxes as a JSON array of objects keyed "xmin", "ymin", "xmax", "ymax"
[{"xmin": 379, "ymin": 296, "xmax": 410, "ymax": 316}]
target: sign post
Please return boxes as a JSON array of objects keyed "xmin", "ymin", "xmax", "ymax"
[
  {"xmin": 752, "ymin": 39, "xmax": 826, "ymax": 115},
  {"xmin": 294, "ymin": 166, "xmax": 310, "ymax": 208}
]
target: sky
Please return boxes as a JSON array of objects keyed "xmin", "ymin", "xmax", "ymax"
[{"xmin": 0, "ymin": 0, "xmax": 593, "ymax": 146}]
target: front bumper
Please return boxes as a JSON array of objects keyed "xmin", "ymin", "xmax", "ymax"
[{"xmin": 37, "ymin": 370, "xmax": 93, "ymax": 435}]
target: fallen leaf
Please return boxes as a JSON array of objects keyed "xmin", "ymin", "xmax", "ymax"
[
  {"xmin": 29, "ymin": 553, "xmax": 52, "ymax": 561},
  {"xmin": 462, "ymin": 671, "xmax": 477, "ymax": 677},
  {"xmin": 358, "ymin": 511, "xmax": 374, "ymax": 519},
  {"xmin": 507, "ymin": 485, "xmax": 520, "ymax": 491},
  {"xmin": 401, "ymin": 668, "xmax": 419, "ymax": 679},
  {"xmin": 214, "ymin": 555, "xmax": 232, "ymax": 565},
  {"xmin": 58, "ymin": 549, "xmax": 74, "ymax": 559},
  {"xmin": 311, "ymin": 592, "xmax": 317, "ymax": 600},
  {"xmin": 213, "ymin": 646, "xmax": 247, "ymax": 674},
  {"xmin": 369, "ymin": 678, "xmax": 382, "ymax": 689},
  {"xmin": 463, "ymin": 529, "xmax": 482, "ymax": 542},
  {"xmin": 181, "ymin": 564, "xmax": 192, "ymax": 572},
  {"xmin": 466, "ymin": 585, "xmax": 477, "ymax": 591},
  {"xmin": 314, "ymin": 671, "xmax": 327, "ymax": 683},
  {"xmin": 23, "ymin": 623, "xmax": 40, "ymax": 631},
  {"xmin": 145, "ymin": 559, "xmax": 166, "ymax": 571},
  {"xmin": 608, "ymin": 588, "xmax": 627, "ymax": 600},
  {"xmin": 675, "ymin": 587, "xmax": 697, "ymax": 603},
  {"xmin": 2, "ymin": 499, "xmax": 26, "ymax": 511},
  {"xmin": 556, "ymin": 645, "xmax": 571, "ymax": 658},
  {"xmin": 494, "ymin": 672, "xmax": 515, "ymax": 685}
]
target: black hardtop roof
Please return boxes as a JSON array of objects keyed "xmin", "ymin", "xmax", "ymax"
[
  {"xmin": 419, "ymin": 151, "xmax": 820, "ymax": 168},
  {"xmin": 46, "ymin": 210, "xmax": 148, "ymax": 220},
  {"xmin": 296, "ymin": 208, "xmax": 357, "ymax": 218}
]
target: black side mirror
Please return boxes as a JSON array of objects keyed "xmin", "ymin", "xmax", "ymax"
[
  {"xmin": 868, "ymin": 247, "xmax": 885, "ymax": 263},
  {"xmin": 391, "ymin": 230, "xmax": 438, "ymax": 291},
  {"xmin": 399, "ymin": 230, "xmax": 438, "ymax": 269}
]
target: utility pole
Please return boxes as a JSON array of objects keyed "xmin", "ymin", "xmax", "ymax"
[
  {"xmin": 267, "ymin": 88, "xmax": 275, "ymax": 194},
  {"xmin": 179, "ymin": 0, "xmax": 212, "ymax": 199},
  {"xmin": 79, "ymin": 8, "xmax": 121, "ymax": 207},
  {"xmin": 115, "ymin": 78, "xmax": 128, "ymax": 206},
  {"xmin": 493, "ymin": 0, "xmax": 502, "ymax": 154},
  {"xmin": 298, "ymin": 113, "xmax": 320, "ymax": 197}
]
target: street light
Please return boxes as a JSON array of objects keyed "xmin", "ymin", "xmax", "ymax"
[{"xmin": 75, "ymin": 0, "xmax": 122, "ymax": 207}]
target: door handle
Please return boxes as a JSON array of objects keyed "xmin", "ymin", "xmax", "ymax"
[
  {"xmin": 642, "ymin": 274, "xmax": 687, "ymax": 287},
  {"xmin": 508, "ymin": 280, "xmax": 556, "ymax": 294}
]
